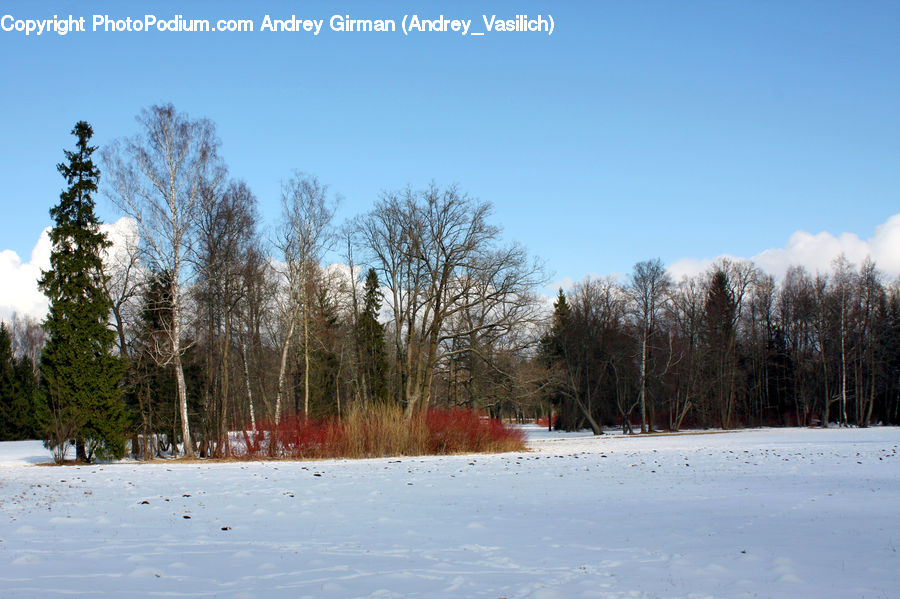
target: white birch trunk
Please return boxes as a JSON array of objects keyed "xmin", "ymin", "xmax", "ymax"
[
  {"xmin": 274, "ymin": 316, "xmax": 295, "ymax": 423},
  {"xmin": 172, "ymin": 294, "xmax": 193, "ymax": 457},
  {"xmin": 640, "ymin": 330, "xmax": 648, "ymax": 434},
  {"xmin": 241, "ymin": 342, "xmax": 256, "ymax": 431}
]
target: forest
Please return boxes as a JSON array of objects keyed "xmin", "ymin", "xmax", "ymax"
[{"xmin": 2, "ymin": 103, "xmax": 899, "ymax": 461}]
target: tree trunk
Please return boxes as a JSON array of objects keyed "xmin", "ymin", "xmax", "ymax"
[
  {"xmin": 865, "ymin": 364, "xmax": 876, "ymax": 427},
  {"xmin": 840, "ymin": 299, "xmax": 848, "ymax": 427},
  {"xmin": 274, "ymin": 316, "xmax": 295, "ymax": 423},
  {"xmin": 640, "ymin": 331, "xmax": 648, "ymax": 433},
  {"xmin": 576, "ymin": 394, "xmax": 602, "ymax": 435},
  {"xmin": 241, "ymin": 342, "xmax": 256, "ymax": 431},
  {"xmin": 821, "ymin": 350, "xmax": 830, "ymax": 427},
  {"xmin": 303, "ymin": 299, "xmax": 310, "ymax": 418},
  {"xmin": 172, "ymin": 298, "xmax": 194, "ymax": 458},
  {"xmin": 220, "ymin": 315, "xmax": 232, "ymax": 456},
  {"xmin": 112, "ymin": 304, "xmax": 128, "ymax": 358}
]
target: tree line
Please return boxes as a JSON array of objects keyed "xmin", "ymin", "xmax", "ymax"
[
  {"xmin": 1, "ymin": 104, "xmax": 898, "ymax": 460},
  {"xmin": 541, "ymin": 257, "xmax": 900, "ymax": 433}
]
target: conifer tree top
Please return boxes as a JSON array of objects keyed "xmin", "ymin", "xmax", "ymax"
[{"xmin": 51, "ymin": 121, "xmax": 102, "ymax": 228}]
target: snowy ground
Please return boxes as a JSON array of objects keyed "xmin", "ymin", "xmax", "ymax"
[{"xmin": 1, "ymin": 427, "xmax": 898, "ymax": 598}]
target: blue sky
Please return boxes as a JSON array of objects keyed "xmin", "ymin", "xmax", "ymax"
[{"xmin": 1, "ymin": 0, "xmax": 899, "ymax": 309}]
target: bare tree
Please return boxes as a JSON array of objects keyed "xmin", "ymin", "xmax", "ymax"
[
  {"xmin": 628, "ymin": 258, "xmax": 672, "ymax": 433},
  {"xmin": 6, "ymin": 312, "xmax": 46, "ymax": 371},
  {"xmin": 274, "ymin": 173, "xmax": 336, "ymax": 420},
  {"xmin": 360, "ymin": 184, "xmax": 544, "ymax": 416},
  {"xmin": 102, "ymin": 104, "xmax": 222, "ymax": 457},
  {"xmin": 667, "ymin": 275, "xmax": 706, "ymax": 430},
  {"xmin": 779, "ymin": 266, "xmax": 816, "ymax": 425},
  {"xmin": 235, "ymin": 243, "xmax": 273, "ymax": 430},
  {"xmin": 855, "ymin": 257, "xmax": 882, "ymax": 427},
  {"xmin": 339, "ymin": 226, "xmax": 371, "ymax": 407},
  {"xmin": 441, "ymin": 247, "xmax": 545, "ymax": 414},
  {"xmin": 102, "ymin": 219, "xmax": 144, "ymax": 358},
  {"xmin": 195, "ymin": 180, "xmax": 260, "ymax": 454},
  {"xmin": 707, "ymin": 258, "xmax": 758, "ymax": 429},
  {"xmin": 810, "ymin": 272, "xmax": 833, "ymax": 425},
  {"xmin": 831, "ymin": 254, "xmax": 855, "ymax": 427}
]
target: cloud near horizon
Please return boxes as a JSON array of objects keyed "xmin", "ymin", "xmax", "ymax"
[
  {"xmin": 668, "ymin": 213, "xmax": 900, "ymax": 283},
  {"xmin": 0, "ymin": 227, "xmax": 51, "ymax": 322},
  {"xmin": 0, "ymin": 217, "xmax": 137, "ymax": 322}
]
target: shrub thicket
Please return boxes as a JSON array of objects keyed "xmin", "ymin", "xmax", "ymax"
[{"xmin": 235, "ymin": 405, "xmax": 525, "ymax": 459}]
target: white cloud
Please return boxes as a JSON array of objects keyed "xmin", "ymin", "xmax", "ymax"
[
  {"xmin": 668, "ymin": 255, "xmax": 737, "ymax": 282},
  {"xmin": 669, "ymin": 213, "xmax": 900, "ymax": 282},
  {"xmin": 102, "ymin": 217, "xmax": 140, "ymax": 265},
  {"xmin": 0, "ymin": 227, "xmax": 51, "ymax": 322},
  {"xmin": 545, "ymin": 276, "xmax": 576, "ymax": 295},
  {"xmin": 0, "ymin": 217, "xmax": 138, "ymax": 322}
]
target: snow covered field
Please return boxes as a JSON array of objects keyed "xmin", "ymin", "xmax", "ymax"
[{"xmin": 1, "ymin": 427, "xmax": 897, "ymax": 598}]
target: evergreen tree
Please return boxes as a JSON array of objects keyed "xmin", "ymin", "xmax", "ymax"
[
  {"xmin": 39, "ymin": 122, "xmax": 126, "ymax": 462},
  {"xmin": 703, "ymin": 269, "xmax": 738, "ymax": 428},
  {"xmin": 126, "ymin": 269, "xmax": 179, "ymax": 458},
  {"xmin": 539, "ymin": 289, "xmax": 572, "ymax": 429},
  {"xmin": 0, "ymin": 323, "xmax": 17, "ymax": 440},
  {"xmin": 357, "ymin": 268, "xmax": 389, "ymax": 403},
  {"xmin": 0, "ymin": 323, "xmax": 48, "ymax": 440},
  {"xmin": 13, "ymin": 354, "xmax": 46, "ymax": 439},
  {"xmin": 300, "ymin": 284, "xmax": 342, "ymax": 417},
  {"xmin": 540, "ymin": 288, "xmax": 571, "ymax": 362}
]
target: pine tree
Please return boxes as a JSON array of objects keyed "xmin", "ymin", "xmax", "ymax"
[
  {"xmin": 39, "ymin": 122, "xmax": 126, "ymax": 462},
  {"xmin": 539, "ymin": 289, "xmax": 572, "ymax": 429},
  {"xmin": 541, "ymin": 288, "xmax": 571, "ymax": 362},
  {"xmin": 0, "ymin": 323, "xmax": 47, "ymax": 440},
  {"xmin": 303, "ymin": 284, "xmax": 341, "ymax": 417},
  {"xmin": 0, "ymin": 323, "xmax": 17, "ymax": 440},
  {"xmin": 703, "ymin": 269, "xmax": 738, "ymax": 429},
  {"xmin": 357, "ymin": 268, "xmax": 389, "ymax": 403},
  {"xmin": 13, "ymin": 354, "xmax": 46, "ymax": 439}
]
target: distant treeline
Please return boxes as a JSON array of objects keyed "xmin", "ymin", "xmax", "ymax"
[{"xmin": 541, "ymin": 257, "xmax": 900, "ymax": 433}]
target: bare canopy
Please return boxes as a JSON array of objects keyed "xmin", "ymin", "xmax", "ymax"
[{"xmin": 102, "ymin": 103, "xmax": 223, "ymax": 458}]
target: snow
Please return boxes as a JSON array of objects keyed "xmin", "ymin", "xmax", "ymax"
[{"xmin": 1, "ymin": 426, "xmax": 898, "ymax": 598}]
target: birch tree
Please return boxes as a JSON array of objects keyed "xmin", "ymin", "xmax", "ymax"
[
  {"xmin": 102, "ymin": 104, "xmax": 222, "ymax": 457},
  {"xmin": 831, "ymin": 254, "xmax": 855, "ymax": 427},
  {"xmin": 628, "ymin": 258, "xmax": 671, "ymax": 433}
]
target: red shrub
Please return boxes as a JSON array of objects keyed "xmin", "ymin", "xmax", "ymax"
[
  {"xmin": 240, "ymin": 426, "xmax": 266, "ymax": 457},
  {"xmin": 425, "ymin": 408, "xmax": 525, "ymax": 454},
  {"xmin": 534, "ymin": 415, "xmax": 558, "ymax": 428},
  {"xmin": 233, "ymin": 406, "xmax": 525, "ymax": 460},
  {"xmin": 262, "ymin": 415, "xmax": 347, "ymax": 459}
]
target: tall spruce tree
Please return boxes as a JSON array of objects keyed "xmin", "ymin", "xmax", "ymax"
[
  {"xmin": 357, "ymin": 268, "xmax": 389, "ymax": 403},
  {"xmin": 703, "ymin": 269, "xmax": 738, "ymax": 429},
  {"xmin": 540, "ymin": 289, "xmax": 571, "ymax": 365},
  {"xmin": 539, "ymin": 289, "xmax": 571, "ymax": 429},
  {"xmin": 39, "ymin": 122, "xmax": 126, "ymax": 462}
]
